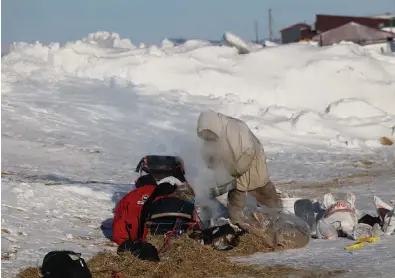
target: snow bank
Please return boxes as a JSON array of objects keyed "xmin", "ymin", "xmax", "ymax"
[
  {"xmin": 223, "ymin": 31, "xmax": 251, "ymax": 54},
  {"xmin": 264, "ymin": 40, "xmax": 279, "ymax": 47},
  {"xmin": 325, "ymin": 98, "xmax": 387, "ymax": 118},
  {"xmin": 382, "ymin": 27, "xmax": 395, "ymax": 33},
  {"xmin": 2, "ymin": 31, "xmax": 395, "ymax": 147}
]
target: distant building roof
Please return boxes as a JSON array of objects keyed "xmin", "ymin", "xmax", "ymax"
[
  {"xmin": 280, "ymin": 23, "xmax": 310, "ymax": 33},
  {"xmin": 315, "ymin": 14, "xmax": 390, "ymax": 33},
  {"xmin": 312, "ymin": 21, "xmax": 395, "ymax": 45}
]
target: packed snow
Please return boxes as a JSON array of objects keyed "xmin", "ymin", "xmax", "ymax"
[
  {"xmin": 5, "ymin": 31, "xmax": 395, "ymax": 148},
  {"xmin": 1, "ymin": 31, "xmax": 395, "ymax": 277}
]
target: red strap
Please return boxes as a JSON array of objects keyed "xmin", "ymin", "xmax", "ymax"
[{"xmin": 323, "ymin": 202, "xmax": 355, "ymax": 218}]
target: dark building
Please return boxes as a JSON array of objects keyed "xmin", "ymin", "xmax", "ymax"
[
  {"xmin": 280, "ymin": 23, "xmax": 311, "ymax": 44},
  {"xmin": 314, "ymin": 14, "xmax": 392, "ymax": 33},
  {"xmin": 300, "ymin": 28, "xmax": 316, "ymax": 41},
  {"xmin": 312, "ymin": 22, "xmax": 395, "ymax": 46},
  {"xmin": 382, "ymin": 19, "xmax": 395, "ymax": 28},
  {"xmin": 280, "ymin": 14, "xmax": 395, "ymax": 44}
]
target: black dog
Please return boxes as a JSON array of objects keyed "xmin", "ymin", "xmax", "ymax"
[
  {"xmin": 117, "ymin": 239, "xmax": 160, "ymax": 262},
  {"xmin": 189, "ymin": 223, "xmax": 245, "ymax": 251}
]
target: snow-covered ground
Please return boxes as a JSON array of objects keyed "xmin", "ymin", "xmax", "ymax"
[{"xmin": 1, "ymin": 32, "xmax": 395, "ymax": 277}]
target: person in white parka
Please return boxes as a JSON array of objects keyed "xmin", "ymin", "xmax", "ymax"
[{"xmin": 196, "ymin": 110, "xmax": 281, "ymax": 225}]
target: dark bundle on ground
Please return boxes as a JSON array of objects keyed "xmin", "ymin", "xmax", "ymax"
[{"xmin": 15, "ymin": 234, "xmax": 344, "ymax": 278}]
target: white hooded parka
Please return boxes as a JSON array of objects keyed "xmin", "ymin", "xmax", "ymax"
[{"xmin": 197, "ymin": 110, "xmax": 270, "ymax": 192}]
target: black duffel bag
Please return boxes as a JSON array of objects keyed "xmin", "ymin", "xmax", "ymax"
[{"xmin": 41, "ymin": 250, "xmax": 92, "ymax": 278}]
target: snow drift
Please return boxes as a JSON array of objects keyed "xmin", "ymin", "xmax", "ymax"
[
  {"xmin": 2, "ymin": 31, "xmax": 395, "ymax": 147},
  {"xmin": 222, "ymin": 31, "xmax": 252, "ymax": 54}
]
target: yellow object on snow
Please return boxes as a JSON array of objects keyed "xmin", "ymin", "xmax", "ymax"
[
  {"xmin": 357, "ymin": 236, "xmax": 377, "ymax": 243},
  {"xmin": 344, "ymin": 236, "xmax": 378, "ymax": 250},
  {"xmin": 344, "ymin": 242, "xmax": 365, "ymax": 250}
]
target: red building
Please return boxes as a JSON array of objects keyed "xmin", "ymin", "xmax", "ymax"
[
  {"xmin": 314, "ymin": 14, "xmax": 391, "ymax": 33},
  {"xmin": 280, "ymin": 14, "xmax": 394, "ymax": 44}
]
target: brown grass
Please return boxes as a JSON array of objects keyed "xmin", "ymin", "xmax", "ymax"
[
  {"xmin": 277, "ymin": 170, "xmax": 378, "ymax": 192},
  {"xmin": 1, "ymin": 228, "xmax": 11, "ymax": 234},
  {"xmin": 227, "ymin": 233, "xmax": 274, "ymax": 256},
  {"xmin": 299, "ymin": 171, "xmax": 377, "ymax": 189},
  {"xmin": 275, "ymin": 171, "xmax": 379, "ymax": 199},
  {"xmin": 14, "ymin": 234, "xmax": 344, "ymax": 278},
  {"xmin": 380, "ymin": 136, "xmax": 393, "ymax": 146},
  {"xmin": 1, "ymin": 170, "xmax": 13, "ymax": 175},
  {"xmin": 14, "ymin": 267, "xmax": 41, "ymax": 278}
]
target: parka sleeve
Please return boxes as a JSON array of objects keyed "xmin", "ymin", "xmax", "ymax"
[{"xmin": 222, "ymin": 118, "xmax": 260, "ymax": 177}]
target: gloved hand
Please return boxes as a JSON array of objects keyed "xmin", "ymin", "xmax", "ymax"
[{"xmin": 209, "ymin": 180, "xmax": 237, "ymax": 197}]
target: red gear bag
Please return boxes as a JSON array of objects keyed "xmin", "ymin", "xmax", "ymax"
[{"xmin": 112, "ymin": 185, "xmax": 157, "ymax": 245}]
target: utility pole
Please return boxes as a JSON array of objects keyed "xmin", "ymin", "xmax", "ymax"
[
  {"xmin": 268, "ymin": 8, "xmax": 273, "ymax": 41},
  {"xmin": 254, "ymin": 20, "xmax": 259, "ymax": 43},
  {"xmin": 392, "ymin": 0, "xmax": 395, "ymax": 30}
]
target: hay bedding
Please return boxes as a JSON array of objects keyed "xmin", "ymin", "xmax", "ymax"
[
  {"xmin": 15, "ymin": 208, "xmax": 321, "ymax": 278},
  {"xmin": 15, "ymin": 233, "xmax": 343, "ymax": 278}
]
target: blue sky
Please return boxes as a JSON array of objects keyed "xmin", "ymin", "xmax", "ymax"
[{"xmin": 2, "ymin": 0, "xmax": 395, "ymax": 47}]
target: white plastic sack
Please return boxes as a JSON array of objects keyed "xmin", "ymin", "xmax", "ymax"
[
  {"xmin": 351, "ymin": 223, "xmax": 384, "ymax": 239},
  {"xmin": 374, "ymin": 196, "xmax": 395, "ymax": 235},
  {"xmin": 315, "ymin": 193, "xmax": 358, "ymax": 239},
  {"xmin": 316, "ymin": 218, "xmax": 338, "ymax": 239},
  {"xmin": 383, "ymin": 210, "xmax": 395, "ymax": 235}
]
